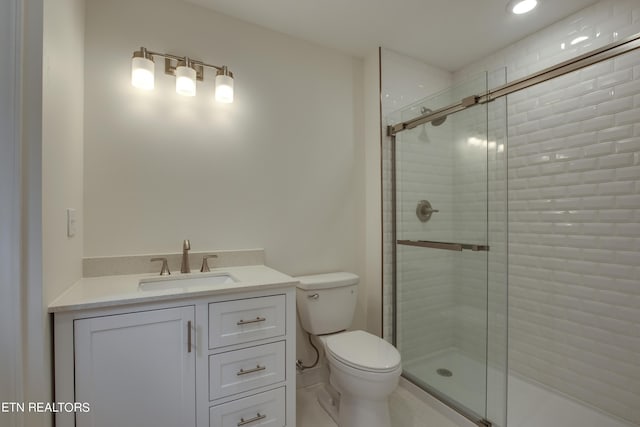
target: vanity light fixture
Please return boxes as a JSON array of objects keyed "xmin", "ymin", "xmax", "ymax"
[
  {"xmin": 507, "ymin": 0, "xmax": 538, "ymax": 15},
  {"xmin": 175, "ymin": 59, "xmax": 197, "ymax": 96},
  {"xmin": 215, "ymin": 66, "xmax": 234, "ymax": 104},
  {"xmin": 131, "ymin": 47, "xmax": 234, "ymax": 102},
  {"xmin": 131, "ymin": 47, "xmax": 155, "ymax": 90}
]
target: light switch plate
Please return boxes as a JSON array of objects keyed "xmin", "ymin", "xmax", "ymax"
[{"xmin": 67, "ymin": 208, "xmax": 77, "ymax": 237}]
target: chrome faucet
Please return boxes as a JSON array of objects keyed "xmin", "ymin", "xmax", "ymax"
[{"xmin": 181, "ymin": 239, "xmax": 191, "ymax": 273}]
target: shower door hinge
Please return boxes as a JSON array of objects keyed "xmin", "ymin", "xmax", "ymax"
[
  {"xmin": 387, "ymin": 123, "xmax": 406, "ymax": 136},
  {"xmin": 386, "ymin": 125, "xmax": 394, "ymax": 137},
  {"xmin": 476, "ymin": 420, "xmax": 492, "ymax": 427}
]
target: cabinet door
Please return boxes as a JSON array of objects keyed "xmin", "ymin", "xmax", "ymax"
[{"xmin": 74, "ymin": 306, "xmax": 195, "ymax": 427}]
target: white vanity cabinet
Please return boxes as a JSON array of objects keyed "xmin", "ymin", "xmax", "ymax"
[
  {"xmin": 74, "ymin": 306, "xmax": 196, "ymax": 427},
  {"xmin": 52, "ymin": 283, "xmax": 296, "ymax": 427}
]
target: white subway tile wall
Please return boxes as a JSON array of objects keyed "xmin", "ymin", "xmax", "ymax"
[
  {"xmin": 383, "ymin": 0, "xmax": 640, "ymax": 425},
  {"xmin": 381, "ymin": 50, "xmax": 453, "ymax": 343},
  {"xmin": 394, "ymin": 116, "xmax": 457, "ymax": 362},
  {"xmin": 465, "ymin": 0, "xmax": 640, "ymax": 424},
  {"xmin": 503, "ymin": 50, "xmax": 640, "ymax": 424}
]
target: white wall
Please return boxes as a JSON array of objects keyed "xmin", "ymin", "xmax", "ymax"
[
  {"xmin": 21, "ymin": 0, "xmax": 46, "ymax": 425},
  {"xmin": 83, "ymin": 0, "xmax": 365, "ymax": 363},
  {"xmin": 0, "ymin": 1, "xmax": 23, "ymax": 425},
  {"xmin": 23, "ymin": 2, "xmax": 86, "ymax": 426},
  {"xmin": 380, "ymin": 49, "xmax": 452, "ymax": 119},
  {"xmin": 0, "ymin": 3, "xmax": 84, "ymax": 425},
  {"xmin": 84, "ymin": 0, "xmax": 364, "ymax": 275},
  {"xmin": 363, "ymin": 48, "xmax": 382, "ymax": 335},
  {"xmin": 42, "ymin": 0, "xmax": 85, "ymax": 333}
]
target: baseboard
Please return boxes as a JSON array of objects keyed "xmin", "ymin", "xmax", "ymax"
[{"xmin": 296, "ymin": 364, "xmax": 329, "ymax": 389}]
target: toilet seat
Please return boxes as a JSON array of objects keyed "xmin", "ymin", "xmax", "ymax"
[{"xmin": 325, "ymin": 330, "xmax": 401, "ymax": 373}]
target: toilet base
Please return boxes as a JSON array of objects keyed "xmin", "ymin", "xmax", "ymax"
[
  {"xmin": 325, "ymin": 344, "xmax": 401, "ymax": 427},
  {"xmin": 338, "ymin": 394, "xmax": 391, "ymax": 427},
  {"xmin": 316, "ymin": 383, "xmax": 340, "ymax": 424}
]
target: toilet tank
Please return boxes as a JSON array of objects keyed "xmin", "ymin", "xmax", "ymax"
[{"xmin": 295, "ymin": 272, "xmax": 359, "ymax": 335}]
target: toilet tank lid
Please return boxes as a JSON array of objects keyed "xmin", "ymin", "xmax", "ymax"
[{"xmin": 295, "ymin": 272, "xmax": 359, "ymax": 290}]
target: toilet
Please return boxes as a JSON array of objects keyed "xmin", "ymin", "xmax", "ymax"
[{"xmin": 296, "ymin": 272, "xmax": 402, "ymax": 427}]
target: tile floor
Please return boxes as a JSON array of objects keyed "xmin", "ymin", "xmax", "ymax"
[{"xmin": 296, "ymin": 383, "xmax": 463, "ymax": 427}]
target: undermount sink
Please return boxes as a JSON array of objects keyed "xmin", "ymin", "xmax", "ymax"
[{"xmin": 139, "ymin": 272, "xmax": 237, "ymax": 291}]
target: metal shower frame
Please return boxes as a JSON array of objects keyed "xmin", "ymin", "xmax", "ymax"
[
  {"xmin": 386, "ymin": 31, "xmax": 640, "ymax": 427},
  {"xmin": 388, "ymin": 32, "xmax": 640, "ymax": 136}
]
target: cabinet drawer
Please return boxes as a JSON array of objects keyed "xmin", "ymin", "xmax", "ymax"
[
  {"xmin": 209, "ymin": 295, "xmax": 286, "ymax": 348},
  {"xmin": 210, "ymin": 387, "xmax": 285, "ymax": 427},
  {"xmin": 210, "ymin": 341, "xmax": 285, "ymax": 400}
]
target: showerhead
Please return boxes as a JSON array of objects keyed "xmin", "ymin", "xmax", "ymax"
[{"xmin": 420, "ymin": 107, "xmax": 447, "ymax": 126}]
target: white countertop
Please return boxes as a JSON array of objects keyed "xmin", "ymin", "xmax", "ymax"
[{"xmin": 48, "ymin": 265, "xmax": 298, "ymax": 313}]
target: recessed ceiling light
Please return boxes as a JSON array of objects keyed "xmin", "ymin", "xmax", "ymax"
[{"xmin": 508, "ymin": 0, "xmax": 538, "ymax": 15}]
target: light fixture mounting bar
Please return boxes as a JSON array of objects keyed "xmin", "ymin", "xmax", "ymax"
[
  {"xmin": 140, "ymin": 48, "xmax": 229, "ymax": 71},
  {"xmin": 142, "ymin": 50, "xmax": 227, "ymax": 81},
  {"xmin": 164, "ymin": 58, "xmax": 204, "ymax": 81}
]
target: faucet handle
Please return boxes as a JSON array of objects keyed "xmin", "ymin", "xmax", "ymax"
[
  {"xmin": 183, "ymin": 239, "xmax": 191, "ymax": 250},
  {"xmin": 200, "ymin": 254, "xmax": 218, "ymax": 272},
  {"xmin": 150, "ymin": 257, "xmax": 171, "ymax": 276}
]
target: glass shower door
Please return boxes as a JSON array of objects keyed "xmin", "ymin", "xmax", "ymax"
[{"xmin": 391, "ymin": 72, "xmax": 506, "ymax": 425}]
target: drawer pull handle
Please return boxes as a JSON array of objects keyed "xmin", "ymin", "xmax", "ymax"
[
  {"xmin": 237, "ymin": 317, "xmax": 266, "ymax": 326},
  {"xmin": 237, "ymin": 365, "xmax": 266, "ymax": 376},
  {"xmin": 238, "ymin": 413, "xmax": 266, "ymax": 426}
]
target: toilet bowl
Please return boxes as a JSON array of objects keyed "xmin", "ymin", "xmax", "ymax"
[
  {"xmin": 320, "ymin": 330, "xmax": 401, "ymax": 427},
  {"xmin": 296, "ymin": 273, "xmax": 402, "ymax": 427}
]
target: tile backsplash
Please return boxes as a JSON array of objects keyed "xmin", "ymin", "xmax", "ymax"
[{"xmin": 83, "ymin": 249, "xmax": 265, "ymax": 277}]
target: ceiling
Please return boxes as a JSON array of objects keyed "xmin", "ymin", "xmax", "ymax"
[{"xmin": 184, "ymin": 0, "xmax": 599, "ymax": 71}]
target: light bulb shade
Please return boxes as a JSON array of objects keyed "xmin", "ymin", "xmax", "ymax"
[
  {"xmin": 131, "ymin": 56, "xmax": 155, "ymax": 90},
  {"xmin": 215, "ymin": 73, "xmax": 234, "ymax": 103},
  {"xmin": 176, "ymin": 65, "xmax": 197, "ymax": 96}
]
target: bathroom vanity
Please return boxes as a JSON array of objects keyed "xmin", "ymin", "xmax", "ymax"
[{"xmin": 49, "ymin": 265, "xmax": 297, "ymax": 427}]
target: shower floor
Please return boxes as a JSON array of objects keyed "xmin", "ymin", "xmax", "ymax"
[
  {"xmin": 403, "ymin": 349, "xmax": 486, "ymax": 416},
  {"xmin": 404, "ymin": 348, "xmax": 635, "ymax": 427}
]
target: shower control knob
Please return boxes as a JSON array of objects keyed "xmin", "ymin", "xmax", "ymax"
[{"xmin": 416, "ymin": 200, "xmax": 439, "ymax": 223}]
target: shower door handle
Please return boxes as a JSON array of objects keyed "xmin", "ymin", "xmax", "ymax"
[{"xmin": 398, "ymin": 240, "xmax": 489, "ymax": 252}]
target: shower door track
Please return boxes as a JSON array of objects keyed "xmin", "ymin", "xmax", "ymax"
[{"xmin": 387, "ymin": 32, "xmax": 640, "ymax": 136}]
